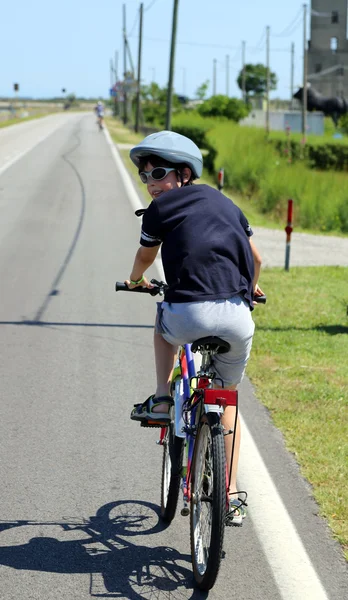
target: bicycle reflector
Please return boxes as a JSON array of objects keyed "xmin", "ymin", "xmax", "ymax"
[{"xmin": 204, "ymin": 389, "xmax": 237, "ymax": 407}]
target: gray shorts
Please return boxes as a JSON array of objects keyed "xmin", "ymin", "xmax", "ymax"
[{"xmin": 156, "ymin": 296, "xmax": 255, "ymax": 386}]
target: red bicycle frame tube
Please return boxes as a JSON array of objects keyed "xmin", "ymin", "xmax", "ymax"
[{"xmin": 159, "ymin": 344, "xmax": 239, "ymax": 506}]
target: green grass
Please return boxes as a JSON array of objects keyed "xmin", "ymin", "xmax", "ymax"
[
  {"xmin": 0, "ymin": 112, "xmax": 58, "ymax": 129},
  {"xmin": 247, "ymin": 267, "xmax": 348, "ymax": 560},
  {"xmin": 105, "ymin": 117, "xmax": 144, "ymax": 145},
  {"xmin": 206, "ymin": 121, "xmax": 348, "ymax": 234}
]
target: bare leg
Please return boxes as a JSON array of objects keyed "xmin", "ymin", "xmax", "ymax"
[
  {"xmin": 216, "ymin": 385, "xmax": 240, "ymax": 498},
  {"xmin": 152, "ymin": 331, "xmax": 178, "ymax": 413}
]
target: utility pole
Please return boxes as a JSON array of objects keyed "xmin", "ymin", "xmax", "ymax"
[
  {"xmin": 115, "ymin": 51, "xmax": 118, "ymax": 82},
  {"xmin": 182, "ymin": 67, "xmax": 186, "ymax": 96},
  {"xmin": 266, "ymin": 26, "xmax": 270, "ymax": 134},
  {"xmin": 110, "ymin": 58, "xmax": 114, "ymax": 89},
  {"xmin": 302, "ymin": 3, "xmax": 308, "ymax": 139},
  {"xmin": 135, "ymin": 3, "xmax": 143, "ymax": 133},
  {"xmin": 242, "ymin": 41, "xmax": 246, "ymax": 102},
  {"xmin": 290, "ymin": 42, "xmax": 295, "ymax": 109},
  {"xmin": 126, "ymin": 40, "xmax": 135, "ymax": 78},
  {"xmin": 123, "ymin": 3, "xmax": 128, "ymax": 125},
  {"xmin": 165, "ymin": 0, "xmax": 179, "ymax": 130},
  {"xmin": 226, "ymin": 55, "xmax": 230, "ymax": 96},
  {"xmin": 213, "ymin": 59, "xmax": 217, "ymax": 96},
  {"xmin": 114, "ymin": 50, "xmax": 119, "ymax": 116}
]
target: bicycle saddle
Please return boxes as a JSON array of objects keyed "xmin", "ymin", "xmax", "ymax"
[{"xmin": 191, "ymin": 336, "xmax": 231, "ymax": 355}]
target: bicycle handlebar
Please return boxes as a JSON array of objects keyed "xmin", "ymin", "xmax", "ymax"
[{"xmin": 115, "ymin": 280, "xmax": 267, "ymax": 303}]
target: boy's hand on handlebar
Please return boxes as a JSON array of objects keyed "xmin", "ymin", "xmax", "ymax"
[
  {"xmin": 125, "ymin": 276, "xmax": 153, "ymax": 290},
  {"xmin": 253, "ymin": 284, "xmax": 265, "ymax": 305}
]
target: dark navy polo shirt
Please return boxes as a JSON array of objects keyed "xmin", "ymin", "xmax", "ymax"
[{"xmin": 140, "ymin": 184, "xmax": 255, "ymax": 308}]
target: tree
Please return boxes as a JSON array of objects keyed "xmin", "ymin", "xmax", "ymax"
[
  {"xmin": 140, "ymin": 83, "xmax": 181, "ymax": 126},
  {"xmin": 195, "ymin": 80, "xmax": 209, "ymax": 101},
  {"xmin": 237, "ymin": 63, "xmax": 277, "ymax": 98},
  {"xmin": 63, "ymin": 93, "xmax": 79, "ymax": 110},
  {"xmin": 197, "ymin": 95, "xmax": 250, "ymax": 121}
]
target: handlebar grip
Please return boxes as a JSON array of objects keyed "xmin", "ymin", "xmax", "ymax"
[
  {"xmin": 115, "ymin": 282, "xmax": 128, "ymax": 292},
  {"xmin": 254, "ymin": 295, "xmax": 267, "ymax": 304},
  {"xmin": 115, "ymin": 282, "xmax": 157, "ymax": 294}
]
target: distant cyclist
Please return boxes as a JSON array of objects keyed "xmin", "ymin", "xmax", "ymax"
[{"xmin": 94, "ymin": 100, "xmax": 104, "ymax": 130}]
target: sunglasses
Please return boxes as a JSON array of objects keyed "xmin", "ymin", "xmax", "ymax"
[{"xmin": 139, "ymin": 167, "xmax": 176, "ymax": 184}]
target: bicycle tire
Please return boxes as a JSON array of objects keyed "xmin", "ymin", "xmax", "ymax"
[
  {"xmin": 190, "ymin": 412, "xmax": 226, "ymax": 591},
  {"xmin": 160, "ymin": 414, "xmax": 184, "ymax": 523}
]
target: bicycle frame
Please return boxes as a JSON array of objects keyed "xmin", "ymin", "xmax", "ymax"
[{"xmin": 159, "ymin": 343, "xmax": 239, "ymax": 510}]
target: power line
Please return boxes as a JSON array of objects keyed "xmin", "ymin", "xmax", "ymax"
[
  {"xmin": 128, "ymin": 34, "xmax": 241, "ymax": 49},
  {"xmin": 272, "ymin": 8, "xmax": 303, "ymax": 38},
  {"xmin": 253, "ymin": 28, "xmax": 267, "ymax": 51},
  {"xmin": 129, "ymin": 34, "xmax": 286, "ymax": 53},
  {"xmin": 128, "ymin": 11, "xmax": 139, "ymax": 37},
  {"xmin": 145, "ymin": 0, "xmax": 159, "ymax": 12}
]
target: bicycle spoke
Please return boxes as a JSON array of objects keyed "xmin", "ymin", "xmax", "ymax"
[{"xmin": 190, "ymin": 414, "xmax": 226, "ymax": 591}]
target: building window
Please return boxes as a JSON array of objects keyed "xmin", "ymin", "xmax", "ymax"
[
  {"xmin": 332, "ymin": 11, "xmax": 339, "ymax": 24},
  {"xmin": 330, "ymin": 37, "xmax": 338, "ymax": 53},
  {"xmin": 315, "ymin": 63, "xmax": 322, "ymax": 73}
]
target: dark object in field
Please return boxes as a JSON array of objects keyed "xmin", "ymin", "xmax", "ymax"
[{"xmin": 293, "ymin": 85, "xmax": 348, "ymax": 126}]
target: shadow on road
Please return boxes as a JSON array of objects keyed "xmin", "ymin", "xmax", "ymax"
[
  {"xmin": 0, "ymin": 500, "xmax": 205, "ymax": 599},
  {"xmin": 0, "ymin": 321, "xmax": 154, "ymax": 329}
]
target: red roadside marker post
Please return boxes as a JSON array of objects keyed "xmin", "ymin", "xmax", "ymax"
[
  {"xmin": 285, "ymin": 199, "xmax": 293, "ymax": 271},
  {"xmin": 218, "ymin": 168, "xmax": 224, "ymax": 191}
]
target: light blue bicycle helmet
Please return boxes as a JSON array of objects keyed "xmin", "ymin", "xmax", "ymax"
[{"xmin": 129, "ymin": 130, "xmax": 203, "ymax": 179}]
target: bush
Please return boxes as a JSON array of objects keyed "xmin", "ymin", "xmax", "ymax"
[
  {"xmin": 171, "ymin": 112, "xmax": 217, "ymax": 173},
  {"xmin": 271, "ymin": 134, "xmax": 348, "ymax": 171},
  {"xmin": 339, "ymin": 113, "xmax": 348, "ymax": 134},
  {"xmin": 197, "ymin": 95, "xmax": 250, "ymax": 122}
]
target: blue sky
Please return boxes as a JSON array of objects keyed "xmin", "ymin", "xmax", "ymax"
[{"xmin": 0, "ymin": 0, "xmax": 311, "ymax": 100}]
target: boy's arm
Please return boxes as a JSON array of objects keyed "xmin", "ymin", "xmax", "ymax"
[
  {"xmin": 126, "ymin": 245, "xmax": 161, "ymax": 289},
  {"xmin": 249, "ymin": 238, "xmax": 263, "ymax": 293}
]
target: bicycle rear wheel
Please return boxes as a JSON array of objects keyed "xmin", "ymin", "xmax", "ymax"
[
  {"xmin": 190, "ymin": 412, "xmax": 226, "ymax": 591},
  {"xmin": 160, "ymin": 411, "xmax": 184, "ymax": 523}
]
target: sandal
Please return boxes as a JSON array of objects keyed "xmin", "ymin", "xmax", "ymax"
[
  {"xmin": 226, "ymin": 498, "xmax": 247, "ymax": 527},
  {"xmin": 130, "ymin": 394, "xmax": 173, "ymax": 424}
]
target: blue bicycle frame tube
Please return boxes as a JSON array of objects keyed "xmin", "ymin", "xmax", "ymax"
[{"xmin": 183, "ymin": 344, "xmax": 197, "ymax": 492}]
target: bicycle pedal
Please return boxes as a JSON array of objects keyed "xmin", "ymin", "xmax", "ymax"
[{"xmin": 226, "ymin": 519, "xmax": 243, "ymax": 528}]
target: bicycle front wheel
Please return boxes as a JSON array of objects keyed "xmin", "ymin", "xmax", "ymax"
[
  {"xmin": 190, "ymin": 412, "xmax": 226, "ymax": 591},
  {"xmin": 160, "ymin": 414, "xmax": 184, "ymax": 523}
]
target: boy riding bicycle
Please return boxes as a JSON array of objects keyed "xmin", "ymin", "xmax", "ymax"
[{"xmin": 125, "ymin": 131, "xmax": 263, "ymax": 525}]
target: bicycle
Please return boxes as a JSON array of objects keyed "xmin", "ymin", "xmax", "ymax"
[
  {"xmin": 97, "ymin": 115, "xmax": 104, "ymax": 130},
  {"xmin": 115, "ymin": 279, "xmax": 266, "ymax": 591}
]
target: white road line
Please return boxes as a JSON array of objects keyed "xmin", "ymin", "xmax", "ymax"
[
  {"xmin": 239, "ymin": 416, "xmax": 328, "ymax": 600},
  {"xmin": 104, "ymin": 125, "xmax": 329, "ymax": 600},
  {"xmin": 103, "ymin": 127, "xmax": 143, "ymax": 217}
]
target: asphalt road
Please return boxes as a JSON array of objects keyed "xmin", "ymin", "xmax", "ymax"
[{"xmin": 0, "ymin": 114, "xmax": 347, "ymax": 600}]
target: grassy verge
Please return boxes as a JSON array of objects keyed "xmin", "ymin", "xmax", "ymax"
[
  {"xmin": 105, "ymin": 117, "xmax": 348, "ymax": 233},
  {"xmin": 247, "ymin": 266, "xmax": 348, "ymax": 560},
  {"xmin": 0, "ymin": 112, "xmax": 58, "ymax": 129},
  {"xmin": 207, "ymin": 121, "xmax": 348, "ymax": 234}
]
